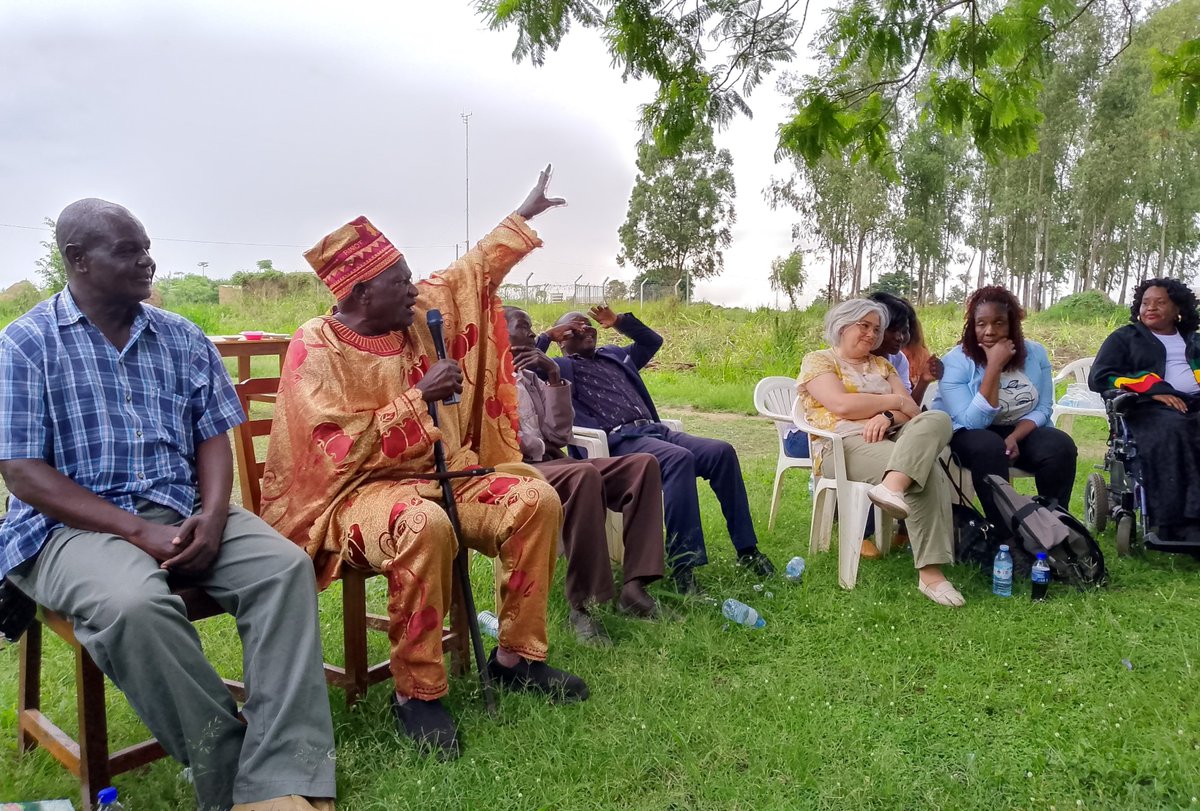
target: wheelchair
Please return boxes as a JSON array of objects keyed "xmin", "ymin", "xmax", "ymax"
[
  {"xmin": 1083, "ymin": 391, "xmax": 1145, "ymax": 556},
  {"xmin": 1082, "ymin": 389, "xmax": 1200, "ymax": 557}
]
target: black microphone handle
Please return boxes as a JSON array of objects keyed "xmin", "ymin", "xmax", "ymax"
[{"xmin": 425, "ymin": 309, "xmax": 461, "ymax": 405}]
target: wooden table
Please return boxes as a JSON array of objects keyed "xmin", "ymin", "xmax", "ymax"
[{"xmin": 209, "ymin": 335, "xmax": 290, "ymax": 381}]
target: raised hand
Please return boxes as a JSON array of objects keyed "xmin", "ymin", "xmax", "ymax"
[
  {"xmin": 588, "ymin": 304, "xmax": 619, "ymax": 329},
  {"xmin": 515, "ymin": 164, "xmax": 567, "ymax": 221},
  {"xmin": 414, "ymin": 359, "xmax": 464, "ymax": 403},
  {"xmin": 544, "ymin": 323, "xmax": 578, "ymax": 343}
]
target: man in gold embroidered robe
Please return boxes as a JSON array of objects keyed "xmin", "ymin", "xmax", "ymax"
[{"xmin": 262, "ymin": 166, "xmax": 585, "ymax": 759}]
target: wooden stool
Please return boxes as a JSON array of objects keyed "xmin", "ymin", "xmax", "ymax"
[{"xmin": 16, "ymin": 587, "xmax": 243, "ymax": 810}]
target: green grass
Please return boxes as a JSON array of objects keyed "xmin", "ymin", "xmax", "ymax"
[
  {"xmin": 5, "ymin": 409, "xmax": 1200, "ymax": 810},
  {"xmin": 4, "ymin": 298, "xmax": 1196, "ymax": 809}
]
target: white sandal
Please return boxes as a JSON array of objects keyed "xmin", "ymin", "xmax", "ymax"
[{"xmin": 919, "ymin": 580, "xmax": 965, "ymax": 607}]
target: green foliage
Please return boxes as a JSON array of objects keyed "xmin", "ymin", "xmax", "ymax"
[
  {"xmin": 617, "ymin": 126, "xmax": 736, "ymax": 290},
  {"xmin": 1153, "ymin": 37, "xmax": 1200, "ymax": 126},
  {"xmin": 34, "ymin": 217, "xmax": 67, "ymax": 293},
  {"xmin": 157, "ymin": 274, "xmax": 219, "ymax": 307},
  {"xmin": 767, "ymin": 251, "xmax": 806, "ymax": 308},
  {"xmin": 604, "ymin": 279, "xmax": 629, "ymax": 301},
  {"xmin": 1042, "ymin": 290, "xmax": 1123, "ymax": 320},
  {"xmin": 869, "ymin": 270, "xmax": 916, "ymax": 297},
  {"xmin": 228, "ymin": 268, "xmax": 328, "ymax": 300},
  {"xmin": 478, "ymin": 0, "xmax": 800, "ymax": 155}
]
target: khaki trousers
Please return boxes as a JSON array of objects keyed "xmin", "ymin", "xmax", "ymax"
[
  {"xmin": 838, "ymin": 410, "xmax": 954, "ymax": 569},
  {"xmin": 9, "ymin": 503, "xmax": 336, "ymax": 811}
]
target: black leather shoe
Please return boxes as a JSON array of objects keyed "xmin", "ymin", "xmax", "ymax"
[
  {"xmin": 391, "ymin": 694, "xmax": 460, "ymax": 760},
  {"xmin": 673, "ymin": 568, "xmax": 705, "ymax": 596},
  {"xmin": 487, "ymin": 648, "xmax": 589, "ymax": 703},
  {"xmin": 737, "ymin": 548, "xmax": 776, "ymax": 578}
]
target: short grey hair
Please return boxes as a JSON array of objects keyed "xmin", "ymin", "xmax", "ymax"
[{"xmin": 824, "ymin": 298, "xmax": 890, "ymax": 349}]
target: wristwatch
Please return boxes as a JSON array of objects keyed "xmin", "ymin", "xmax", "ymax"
[{"xmin": 882, "ymin": 410, "xmax": 896, "ymax": 425}]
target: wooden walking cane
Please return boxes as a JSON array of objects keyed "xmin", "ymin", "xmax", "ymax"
[{"xmin": 425, "ymin": 309, "xmax": 499, "ymax": 716}]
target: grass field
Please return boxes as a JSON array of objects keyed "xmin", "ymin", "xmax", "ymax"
[{"xmin": 5, "ymin": 296, "xmax": 1200, "ymax": 810}]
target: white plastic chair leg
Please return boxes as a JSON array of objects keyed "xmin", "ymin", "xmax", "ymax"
[
  {"xmin": 835, "ymin": 484, "xmax": 895, "ymax": 589},
  {"xmin": 768, "ymin": 463, "xmax": 787, "ymax": 531},
  {"xmin": 810, "ymin": 481, "xmax": 836, "ymax": 555}
]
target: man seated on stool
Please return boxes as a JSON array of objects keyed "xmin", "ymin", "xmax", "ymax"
[
  {"xmin": 0, "ymin": 199, "xmax": 336, "ymax": 811},
  {"xmin": 504, "ymin": 305, "xmax": 665, "ymax": 646},
  {"xmin": 262, "ymin": 167, "xmax": 587, "ymax": 761},
  {"xmin": 538, "ymin": 306, "xmax": 775, "ymax": 594}
]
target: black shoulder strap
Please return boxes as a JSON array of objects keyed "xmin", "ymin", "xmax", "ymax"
[{"xmin": 1011, "ymin": 502, "xmax": 1044, "ymax": 531}]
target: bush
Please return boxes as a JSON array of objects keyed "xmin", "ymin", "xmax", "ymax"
[
  {"xmin": 158, "ymin": 275, "xmax": 219, "ymax": 307},
  {"xmin": 1042, "ymin": 289, "xmax": 1123, "ymax": 320}
]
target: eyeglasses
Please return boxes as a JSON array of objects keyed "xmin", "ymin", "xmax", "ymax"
[{"xmin": 852, "ymin": 320, "xmax": 881, "ymax": 336}]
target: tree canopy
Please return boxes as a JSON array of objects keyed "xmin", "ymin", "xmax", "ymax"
[
  {"xmin": 617, "ymin": 126, "xmax": 737, "ymax": 295},
  {"xmin": 478, "ymin": 0, "xmax": 1198, "ymax": 168}
]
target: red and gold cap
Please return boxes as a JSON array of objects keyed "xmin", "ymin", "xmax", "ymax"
[{"xmin": 304, "ymin": 216, "xmax": 403, "ymax": 301}]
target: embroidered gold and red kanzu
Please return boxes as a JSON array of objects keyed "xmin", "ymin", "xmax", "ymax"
[{"xmin": 262, "ymin": 214, "xmax": 561, "ymax": 700}]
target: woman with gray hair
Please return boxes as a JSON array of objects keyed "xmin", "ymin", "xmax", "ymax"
[{"xmin": 797, "ymin": 298, "xmax": 963, "ymax": 606}]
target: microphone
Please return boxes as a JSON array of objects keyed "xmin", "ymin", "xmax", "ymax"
[{"xmin": 425, "ymin": 308, "xmax": 460, "ymax": 405}]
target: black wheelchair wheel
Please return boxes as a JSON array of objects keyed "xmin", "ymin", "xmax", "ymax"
[
  {"xmin": 1116, "ymin": 513, "xmax": 1135, "ymax": 557},
  {"xmin": 1085, "ymin": 472, "xmax": 1109, "ymax": 534}
]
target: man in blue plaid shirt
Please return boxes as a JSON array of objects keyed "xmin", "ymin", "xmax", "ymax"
[{"xmin": 0, "ymin": 199, "xmax": 335, "ymax": 811}]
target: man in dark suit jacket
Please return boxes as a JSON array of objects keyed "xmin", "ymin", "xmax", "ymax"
[{"xmin": 537, "ymin": 305, "xmax": 774, "ymax": 594}]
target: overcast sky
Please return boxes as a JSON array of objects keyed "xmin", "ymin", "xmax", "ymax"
[{"xmin": 0, "ymin": 0, "xmax": 830, "ymax": 308}]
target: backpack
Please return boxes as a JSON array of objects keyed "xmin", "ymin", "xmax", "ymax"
[{"xmin": 982, "ymin": 474, "xmax": 1108, "ymax": 588}]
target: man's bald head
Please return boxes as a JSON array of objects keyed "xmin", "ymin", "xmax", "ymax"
[
  {"xmin": 56, "ymin": 199, "xmax": 142, "ymax": 268},
  {"xmin": 555, "ymin": 310, "xmax": 588, "ymax": 327}
]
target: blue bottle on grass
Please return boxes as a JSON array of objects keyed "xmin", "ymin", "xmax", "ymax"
[
  {"xmin": 722, "ymin": 598, "xmax": 766, "ymax": 628},
  {"xmin": 992, "ymin": 544, "xmax": 1013, "ymax": 597},
  {"xmin": 784, "ymin": 556, "xmax": 806, "ymax": 583},
  {"xmin": 97, "ymin": 787, "xmax": 126, "ymax": 811},
  {"xmin": 1031, "ymin": 552, "xmax": 1050, "ymax": 601}
]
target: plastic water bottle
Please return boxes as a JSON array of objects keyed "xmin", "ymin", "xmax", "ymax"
[
  {"xmin": 992, "ymin": 545, "xmax": 1013, "ymax": 597},
  {"xmin": 807, "ymin": 475, "xmax": 816, "ymax": 496},
  {"xmin": 722, "ymin": 598, "xmax": 765, "ymax": 628},
  {"xmin": 477, "ymin": 610, "xmax": 499, "ymax": 639},
  {"xmin": 97, "ymin": 787, "xmax": 125, "ymax": 811},
  {"xmin": 784, "ymin": 556, "xmax": 806, "ymax": 583},
  {"xmin": 1031, "ymin": 552, "xmax": 1050, "ymax": 601}
]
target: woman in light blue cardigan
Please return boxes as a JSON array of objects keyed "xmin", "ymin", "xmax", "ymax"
[{"xmin": 932, "ymin": 286, "xmax": 1078, "ymax": 533}]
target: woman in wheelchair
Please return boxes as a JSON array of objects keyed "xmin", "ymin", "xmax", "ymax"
[
  {"xmin": 933, "ymin": 286, "xmax": 1079, "ymax": 534},
  {"xmin": 1090, "ymin": 278, "xmax": 1200, "ymax": 546},
  {"xmin": 798, "ymin": 299, "xmax": 963, "ymax": 606}
]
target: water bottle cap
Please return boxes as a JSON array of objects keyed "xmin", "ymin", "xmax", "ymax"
[
  {"xmin": 1036, "ymin": 552, "xmax": 1047, "ymax": 559},
  {"xmin": 98, "ymin": 788, "xmax": 118, "ymax": 804},
  {"xmin": 999, "ymin": 544, "xmax": 1010, "ymax": 551}
]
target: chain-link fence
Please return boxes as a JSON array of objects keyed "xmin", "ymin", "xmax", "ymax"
[{"xmin": 496, "ymin": 281, "xmax": 683, "ymax": 307}]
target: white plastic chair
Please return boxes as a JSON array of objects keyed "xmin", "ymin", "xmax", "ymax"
[
  {"xmin": 1050, "ymin": 357, "xmax": 1104, "ymax": 433},
  {"xmin": 790, "ymin": 401, "xmax": 894, "ymax": 590},
  {"xmin": 567, "ymin": 418, "xmax": 684, "ymax": 564},
  {"xmin": 753, "ymin": 376, "xmax": 812, "ymax": 530}
]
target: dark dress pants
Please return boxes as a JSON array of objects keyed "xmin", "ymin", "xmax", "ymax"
[
  {"xmin": 536, "ymin": 455, "xmax": 665, "ymax": 608},
  {"xmin": 949, "ymin": 423, "xmax": 1078, "ymax": 533},
  {"xmin": 610, "ymin": 427, "xmax": 758, "ymax": 570},
  {"xmin": 1123, "ymin": 395, "xmax": 1200, "ymax": 536}
]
